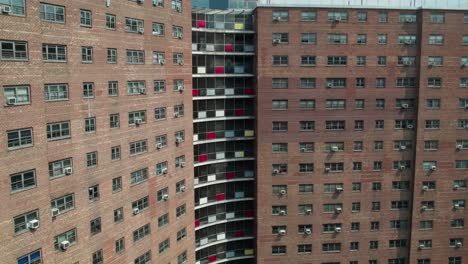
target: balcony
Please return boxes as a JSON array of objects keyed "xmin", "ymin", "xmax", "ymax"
[
  {"xmin": 193, "ymin": 87, "xmax": 254, "ymax": 99},
  {"xmin": 195, "ymin": 189, "xmax": 254, "ymax": 208},
  {"xmin": 195, "ymin": 169, "xmax": 254, "ymax": 187},
  {"xmin": 192, "ymin": 43, "xmax": 255, "ymax": 54},
  {"xmin": 196, "ymin": 249, "xmax": 255, "ymax": 264},
  {"xmin": 192, "ymin": 10, "xmax": 254, "ymax": 33},
  {"xmin": 193, "ymin": 55, "xmax": 254, "ymax": 77},
  {"xmin": 196, "ymin": 229, "xmax": 254, "ymax": 249},
  {"xmin": 195, "ymin": 209, "xmax": 255, "ymax": 230},
  {"xmin": 194, "ymin": 150, "xmax": 254, "ymax": 166},
  {"xmin": 194, "ymin": 129, "xmax": 254, "ymax": 144}
]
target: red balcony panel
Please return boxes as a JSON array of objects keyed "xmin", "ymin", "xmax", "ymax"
[
  {"xmin": 215, "ymin": 67, "xmax": 225, "ymax": 74},
  {"xmin": 244, "ymin": 211, "xmax": 254, "ymax": 217},
  {"xmin": 244, "ymin": 88, "xmax": 254, "ymax": 95},
  {"xmin": 197, "ymin": 21, "xmax": 206, "ymax": 28},
  {"xmin": 235, "ymin": 230, "xmax": 245, "ymax": 237},
  {"xmin": 192, "ymin": 89, "xmax": 198, "ymax": 96},
  {"xmin": 207, "ymin": 132, "xmax": 216, "ymax": 139},
  {"xmin": 208, "ymin": 255, "xmax": 217, "ymax": 263},
  {"xmin": 198, "ymin": 155, "xmax": 208, "ymax": 162},
  {"xmin": 225, "ymin": 172, "xmax": 235, "ymax": 179},
  {"xmin": 234, "ymin": 109, "xmax": 244, "ymax": 116},
  {"xmin": 195, "ymin": 220, "xmax": 200, "ymax": 227},
  {"xmin": 216, "ymin": 193, "xmax": 225, "ymax": 201},
  {"xmin": 224, "ymin": 45, "xmax": 234, "ymax": 52}
]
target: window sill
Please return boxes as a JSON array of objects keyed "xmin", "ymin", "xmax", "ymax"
[
  {"xmin": 47, "ymin": 136, "xmax": 71, "ymax": 142},
  {"xmin": 7, "ymin": 145, "xmax": 33, "ymax": 151}
]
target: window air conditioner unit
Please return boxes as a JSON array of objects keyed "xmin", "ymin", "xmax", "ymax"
[
  {"xmin": 325, "ymin": 167, "xmax": 331, "ymax": 173},
  {"xmin": 180, "ymin": 161, "xmax": 185, "ymax": 167},
  {"xmin": 178, "ymin": 59, "xmax": 184, "ymax": 65},
  {"xmin": 135, "ymin": 118, "xmax": 143, "ymax": 125},
  {"xmin": 453, "ymin": 204, "xmax": 460, "ymax": 210},
  {"xmin": 335, "ymin": 207, "xmax": 342, "ymax": 213},
  {"xmin": 273, "ymin": 169, "xmax": 279, "ymax": 175},
  {"xmin": 399, "ymin": 165, "xmax": 406, "ymax": 171},
  {"xmin": 51, "ymin": 208, "xmax": 60, "ymax": 217},
  {"xmin": 159, "ymin": 59, "xmax": 165, "ymax": 65},
  {"xmin": 462, "ymin": 63, "xmax": 468, "ymax": 67},
  {"xmin": 334, "ymin": 16, "xmax": 342, "ymax": 22},
  {"xmin": 334, "ymin": 227, "xmax": 341, "ymax": 233},
  {"xmin": 162, "ymin": 168, "xmax": 168, "ymax": 174},
  {"xmin": 177, "ymin": 33, "xmax": 183, "ymax": 39},
  {"xmin": 278, "ymin": 229, "xmax": 286, "ymax": 235},
  {"xmin": 403, "ymin": 60, "xmax": 413, "ymax": 66},
  {"xmin": 422, "ymin": 185, "xmax": 429, "ymax": 191},
  {"xmin": 456, "ymin": 144, "xmax": 463, "ymax": 150},
  {"xmin": 162, "ymin": 194, "xmax": 169, "ymax": 200},
  {"xmin": 180, "ymin": 186, "xmax": 186, "ymax": 192},
  {"xmin": 326, "ymin": 83, "xmax": 334, "ymax": 88},
  {"xmin": 156, "ymin": 143, "xmax": 163, "ymax": 149},
  {"xmin": 405, "ymin": 17, "xmax": 414, "ymax": 23},
  {"xmin": 138, "ymin": 27, "xmax": 145, "ymax": 34},
  {"xmin": 453, "ymin": 184, "xmax": 460, "ymax": 190},
  {"xmin": 399, "ymin": 145, "xmax": 407, "ymax": 150},
  {"xmin": 404, "ymin": 40, "xmax": 413, "ymax": 45},
  {"xmin": 401, "ymin": 103, "xmax": 409, "ymax": 109},
  {"xmin": 60, "ymin": 241, "xmax": 70, "ymax": 250},
  {"xmin": 464, "ymin": 104, "xmax": 468, "ymax": 109},
  {"xmin": 27, "ymin": 219, "xmax": 40, "ymax": 230},
  {"xmin": 418, "ymin": 244, "xmax": 425, "ymax": 249},
  {"xmin": 421, "ymin": 205, "xmax": 428, "ymax": 211},
  {"xmin": 2, "ymin": 6, "xmax": 11, "ymax": 13},
  {"xmin": 406, "ymin": 124, "xmax": 414, "ymax": 129},
  {"xmin": 177, "ymin": 85, "xmax": 184, "ymax": 92},
  {"xmin": 300, "ymin": 148, "xmax": 306, "ymax": 152},
  {"xmin": 461, "ymin": 83, "xmax": 467, "ymax": 87},
  {"xmin": 455, "ymin": 242, "xmax": 463, "ymax": 248},
  {"xmin": 133, "ymin": 207, "xmax": 140, "ymax": 215},
  {"xmin": 273, "ymin": 16, "xmax": 281, "ymax": 21},
  {"xmin": 335, "ymin": 187, "xmax": 343, "ymax": 193},
  {"xmin": 139, "ymin": 88, "xmax": 146, "ymax": 94},
  {"xmin": 428, "ymin": 61, "xmax": 435, "ymax": 67},
  {"xmin": 305, "ymin": 209, "xmax": 312, "ymax": 214},
  {"xmin": 331, "ymin": 146, "xmax": 339, "ymax": 152},
  {"xmin": 273, "ymin": 39, "xmax": 280, "ymax": 44},
  {"xmin": 430, "ymin": 165, "xmax": 437, "ymax": 171},
  {"xmin": 305, "ymin": 228, "xmax": 312, "ymax": 234},
  {"xmin": 63, "ymin": 167, "xmax": 73, "ymax": 175},
  {"xmin": 279, "ymin": 210, "xmax": 286, "ymax": 215},
  {"xmin": 153, "ymin": 0, "xmax": 163, "ymax": 6},
  {"xmin": 6, "ymin": 97, "xmax": 16, "ymax": 105},
  {"xmin": 174, "ymin": 112, "xmax": 180, "ymax": 118},
  {"xmin": 279, "ymin": 189, "xmax": 287, "ymax": 195},
  {"xmin": 175, "ymin": 6, "xmax": 181, "ymax": 12},
  {"xmin": 465, "ymin": 124, "xmax": 468, "ymax": 129},
  {"xmin": 176, "ymin": 137, "xmax": 183, "ymax": 143}
]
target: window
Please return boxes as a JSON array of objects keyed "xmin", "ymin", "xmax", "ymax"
[
  {"xmin": 328, "ymin": 11, "xmax": 348, "ymax": 21},
  {"xmin": 53, "ymin": 229, "xmax": 77, "ymax": 250},
  {"xmin": 355, "ymin": 56, "xmax": 366, "ymax": 66},
  {"xmin": 114, "ymin": 207, "xmax": 124, "ymax": 223},
  {"xmin": 398, "ymin": 56, "xmax": 416, "ymax": 66},
  {"xmin": 350, "ymin": 242, "xmax": 359, "ymax": 251},
  {"xmin": 109, "ymin": 113, "xmax": 120, "ymax": 129},
  {"xmin": 173, "ymin": 53, "xmax": 184, "ymax": 65},
  {"xmin": 127, "ymin": 50, "xmax": 144, "ymax": 64},
  {"xmin": 425, "ymin": 120, "xmax": 440, "ymax": 129},
  {"xmin": 272, "ymin": 100, "xmax": 288, "ymax": 110},
  {"xmin": 152, "ymin": 22, "xmax": 165, "ymax": 36},
  {"xmin": 176, "ymin": 204, "xmax": 186, "ymax": 217},
  {"xmin": 112, "ymin": 177, "xmax": 122, "ymax": 192},
  {"xmin": 300, "ymin": 100, "xmax": 315, "ymax": 110},
  {"xmin": 300, "ymin": 121, "xmax": 315, "ymax": 131},
  {"xmin": 377, "ymin": 56, "xmax": 387, "ymax": 66},
  {"xmin": 325, "ymin": 142, "xmax": 344, "ymax": 152},
  {"xmin": 272, "ymin": 143, "xmax": 288, "ymax": 153},
  {"xmin": 299, "ymin": 184, "xmax": 314, "ymax": 193},
  {"xmin": 0, "ymin": 40, "xmax": 27, "ymax": 61},
  {"xmin": 301, "ymin": 33, "xmax": 316, "ymax": 44},
  {"xmin": 323, "ymin": 223, "xmax": 342, "ymax": 232},
  {"xmin": 83, "ymin": 82, "xmax": 94, "ymax": 98},
  {"xmin": 398, "ymin": 35, "xmax": 417, "ymax": 45},
  {"xmin": 422, "ymin": 181, "xmax": 436, "ymax": 190},
  {"xmin": 154, "ymin": 80, "xmax": 166, "ymax": 93},
  {"xmin": 132, "ymin": 196, "xmax": 149, "ymax": 212},
  {"xmin": 323, "ymin": 203, "xmax": 343, "ymax": 213},
  {"xmin": 85, "ymin": 117, "xmax": 96, "ymax": 133},
  {"xmin": 301, "ymin": 55, "xmax": 316, "ymax": 66},
  {"xmin": 7, "ymin": 128, "xmax": 33, "ymax": 149},
  {"xmin": 372, "ymin": 201, "xmax": 381, "ymax": 211},
  {"xmin": 456, "ymin": 160, "xmax": 468, "ymax": 169},
  {"xmin": 389, "ymin": 239, "xmax": 407, "ymax": 248},
  {"xmin": 272, "ymin": 121, "xmax": 288, "ymax": 131},
  {"xmin": 272, "ymin": 78, "xmax": 288, "ymax": 88},
  {"xmin": 352, "ymin": 183, "xmax": 361, "ymax": 192},
  {"xmin": 327, "ymin": 34, "xmax": 347, "ymax": 44},
  {"xmin": 272, "ymin": 205, "xmax": 287, "ymax": 215},
  {"xmin": 351, "ymin": 222, "xmax": 360, "ymax": 231},
  {"xmin": 13, "ymin": 210, "xmax": 39, "ymax": 234},
  {"xmin": 430, "ymin": 12, "xmax": 445, "ymax": 23},
  {"xmin": 376, "ymin": 99, "xmax": 385, "ymax": 109},
  {"xmin": 390, "ymin": 220, "xmax": 409, "ymax": 230},
  {"xmin": 463, "ymin": 58, "xmax": 468, "ymax": 68},
  {"xmin": 448, "ymin": 257, "xmax": 462, "ymax": 264},
  {"xmin": 326, "ymin": 99, "xmax": 346, "ymax": 109},
  {"xmin": 159, "ymin": 238, "xmax": 170, "ymax": 254},
  {"xmin": 111, "ymin": 145, "xmax": 121, "ymax": 160},
  {"xmin": 397, "ymin": 78, "xmax": 416, "ymax": 88},
  {"xmin": 178, "ymin": 251, "xmax": 187, "ymax": 264},
  {"xmin": 44, "ymin": 83, "xmax": 68, "ymax": 101},
  {"xmin": 299, "ymin": 163, "xmax": 314, "ymax": 173},
  {"xmin": 16, "ymin": 249, "xmax": 42, "ymax": 264},
  {"xmin": 171, "ymin": 0, "xmax": 182, "ymax": 11},
  {"xmin": 327, "ymin": 56, "xmax": 347, "ymax": 66},
  {"xmin": 174, "ymin": 104, "xmax": 184, "ymax": 117},
  {"xmin": 378, "ymin": 34, "xmax": 387, "ymax": 44},
  {"xmin": 40, "ymin": 3, "xmax": 65, "ymax": 23},
  {"xmin": 10, "ymin": 169, "xmax": 36, "ymax": 192},
  {"xmin": 80, "ymin": 9, "xmax": 92, "ymax": 27},
  {"xmin": 424, "ymin": 99, "xmax": 440, "ymax": 109},
  {"xmin": 273, "ymin": 55, "xmax": 288, "ymax": 66},
  {"xmin": 272, "ymin": 245, "xmax": 287, "ymax": 255},
  {"xmin": 324, "ymin": 183, "xmax": 344, "ymax": 193},
  {"xmin": 298, "ymin": 244, "xmax": 312, "ymax": 254},
  {"xmin": 153, "ymin": 51, "xmax": 165, "ymax": 64},
  {"xmin": 90, "ymin": 217, "xmax": 101, "ymax": 235},
  {"xmin": 45, "ymin": 121, "xmax": 70, "ymax": 141},
  {"xmin": 157, "ymin": 187, "xmax": 169, "ymax": 202},
  {"xmin": 125, "ymin": 17, "xmax": 144, "ymax": 33},
  {"xmin": 154, "ymin": 107, "xmax": 167, "ymax": 120},
  {"xmin": 173, "ymin": 79, "xmax": 184, "ymax": 91},
  {"xmin": 175, "ymin": 155, "xmax": 185, "ymax": 168},
  {"xmin": 272, "ymin": 10, "xmax": 289, "ymax": 21},
  {"xmin": 301, "ymin": 11, "xmax": 316, "ymax": 21},
  {"xmin": 135, "ymin": 251, "xmax": 151, "ymax": 264},
  {"xmin": 392, "ymin": 181, "xmax": 410, "ymax": 190},
  {"xmin": 370, "ymin": 221, "xmax": 380, "ymax": 231},
  {"xmin": 130, "ymin": 140, "xmax": 148, "ymax": 156},
  {"xmin": 399, "ymin": 14, "xmax": 417, "ymax": 23},
  {"xmin": 459, "ymin": 99, "xmax": 468, "ymax": 108},
  {"xmin": 449, "ymin": 238, "xmax": 464, "ymax": 247},
  {"xmin": 356, "ymin": 78, "xmax": 365, "ymax": 88},
  {"xmin": 42, "ymin": 44, "xmax": 66, "ymax": 62},
  {"xmin": 370, "ymin": 241, "xmax": 379, "ymax": 250},
  {"xmin": 176, "ymin": 180, "xmax": 185, "ymax": 193},
  {"xmin": 272, "ymin": 33, "xmax": 289, "ymax": 44},
  {"xmin": 325, "ymin": 120, "xmax": 345, "ymax": 130},
  {"xmin": 357, "ymin": 11, "xmax": 367, "ymax": 21},
  {"xmin": 357, "ymin": 34, "xmax": 367, "ymax": 44},
  {"xmin": 107, "ymin": 48, "xmax": 117, "ymax": 63},
  {"xmin": 128, "ymin": 110, "xmax": 146, "ymax": 125},
  {"xmin": 172, "ymin": 25, "xmax": 183, "ymax": 38},
  {"xmin": 379, "ymin": 12, "xmax": 388, "ymax": 22},
  {"xmin": 388, "ymin": 259, "xmax": 405, "ymax": 264},
  {"xmin": 300, "ymin": 78, "xmax": 316, "ymax": 88},
  {"xmin": 352, "ymin": 202, "xmax": 361, "ymax": 212},
  {"xmin": 48, "ymin": 158, "xmax": 72, "ymax": 178},
  {"xmin": 458, "ymin": 119, "xmax": 468, "ymax": 129},
  {"xmin": 177, "ymin": 227, "xmax": 187, "ymax": 241},
  {"xmin": 133, "ymin": 224, "xmax": 151, "ymax": 242},
  {"xmin": 429, "ymin": 35, "xmax": 444, "ymax": 45},
  {"xmin": 155, "ymin": 134, "xmax": 167, "ymax": 149},
  {"xmin": 355, "ymin": 99, "xmax": 364, "ymax": 109},
  {"xmin": 428, "ymin": 56, "xmax": 443, "ymax": 66},
  {"xmin": 130, "ymin": 168, "xmax": 149, "ymax": 185},
  {"xmin": 326, "ymin": 78, "xmax": 346, "ymax": 88},
  {"xmin": 418, "ymin": 259, "xmax": 431, "ymax": 264},
  {"xmin": 324, "ymin": 163, "xmax": 344, "ymax": 172},
  {"xmin": 322, "ymin": 243, "xmax": 341, "ymax": 252},
  {"xmin": 115, "ymin": 238, "xmax": 125, "ymax": 253},
  {"xmin": 106, "ymin": 14, "xmax": 116, "ymax": 30},
  {"xmin": 156, "ymin": 161, "xmax": 168, "ymax": 175},
  {"xmin": 88, "ymin": 185, "xmax": 99, "ymax": 201}
]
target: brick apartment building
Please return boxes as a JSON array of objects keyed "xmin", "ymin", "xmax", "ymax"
[
  {"xmin": 0, "ymin": 0, "xmax": 194, "ymax": 263},
  {"xmin": 255, "ymin": 2, "xmax": 468, "ymax": 264}
]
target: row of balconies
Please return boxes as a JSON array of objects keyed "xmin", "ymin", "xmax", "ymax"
[
  {"xmin": 193, "ymin": 65, "xmax": 253, "ymax": 75},
  {"xmin": 195, "ymin": 169, "xmax": 254, "ymax": 186},
  {"xmin": 194, "ymin": 129, "xmax": 254, "ymax": 142},
  {"xmin": 192, "ymin": 43, "xmax": 255, "ymax": 53},
  {"xmin": 195, "ymin": 187, "xmax": 254, "ymax": 207},
  {"xmin": 196, "ymin": 245, "xmax": 255, "ymax": 264},
  {"xmin": 196, "ymin": 228, "xmax": 254, "ymax": 248},
  {"xmin": 193, "ymin": 109, "xmax": 254, "ymax": 120},
  {"xmin": 195, "ymin": 209, "xmax": 255, "ymax": 229},
  {"xmin": 193, "ymin": 87, "xmax": 254, "ymax": 98},
  {"xmin": 194, "ymin": 159, "xmax": 255, "ymax": 183},
  {"xmin": 195, "ymin": 150, "xmax": 254, "ymax": 164},
  {"xmin": 192, "ymin": 20, "xmax": 254, "ymax": 32}
]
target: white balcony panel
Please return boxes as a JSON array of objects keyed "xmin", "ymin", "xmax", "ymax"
[
  {"xmin": 226, "ymin": 251, "xmax": 236, "ymax": 258},
  {"xmin": 208, "ymin": 215, "xmax": 217, "ymax": 223},
  {"xmin": 207, "ymin": 89, "xmax": 215, "ymax": 95},
  {"xmin": 207, "ymin": 174, "xmax": 217, "ymax": 182},
  {"xmin": 225, "ymin": 88, "xmax": 234, "ymax": 95},
  {"xmin": 234, "ymin": 66, "xmax": 244, "ymax": 73},
  {"xmin": 192, "ymin": 44, "xmax": 198, "ymax": 51},
  {"xmin": 198, "ymin": 111, "xmax": 207, "ymax": 118},
  {"xmin": 197, "ymin": 66, "xmax": 206, "ymax": 74},
  {"xmin": 206, "ymin": 44, "xmax": 215, "ymax": 51},
  {"xmin": 193, "ymin": 134, "xmax": 199, "ymax": 141},
  {"xmin": 216, "ymin": 152, "xmax": 225, "ymax": 159},
  {"xmin": 200, "ymin": 197, "xmax": 208, "ymax": 204},
  {"xmin": 225, "ymin": 130, "xmax": 235, "ymax": 137},
  {"xmin": 245, "ymin": 170, "xmax": 254, "ymax": 177},
  {"xmin": 235, "ymin": 151, "xmax": 245, "ymax": 158},
  {"xmin": 200, "ymin": 237, "xmax": 208, "ymax": 245},
  {"xmin": 194, "ymin": 178, "xmax": 199, "ymax": 185},
  {"xmin": 215, "ymin": 22, "xmax": 224, "ymax": 29},
  {"xmin": 226, "ymin": 212, "xmax": 235, "ymax": 219},
  {"xmin": 244, "ymin": 45, "xmax": 254, "ymax": 52},
  {"xmin": 216, "ymin": 110, "xmax": 225, "ymax": 117},
  {"xmin": 217, "ymin": 232, "xmax": 226, "ymax": 240},
  {"xmin": 235, "ymin": 191, "xmax": 245, "ymax": 198},
  {"xmin": 244, "ymin": 130, "xmax": 254, "ymax": 136}
]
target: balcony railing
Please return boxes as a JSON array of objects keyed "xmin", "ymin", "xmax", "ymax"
[
  {"xmin": 195, "ymin": 191, "xmax": 254, "ymax": 207},
  {"xmin": 196, "ymin": 248, "xmax": 255, "ymax": 264},
  {"xmin": 194, "ymin": 129, "xmax": 254, "ymax": 142},
  {"xmin": 192, "ymin": 43, "xmax": 255, "ymax": 53},
  {"xmin": 195, "ymin": 169, "xmax": 254, "ymax": 186},
  {"xmin": 195, "ymin": 210, "xmax": 255, "ymax": 228},
  {"xmin": 193, "ymin": 20, "xmax": 254, "ymax": 31},
  {"xmin": 193, "ymin": 87, "xmax": 254, "ymax": 98},
  {"xmin": 193, "ymin": 65, "xmax": 253, "ymax": 75},
  {"xmin": 194, "ymin": 108, "xmax": 254, "ymax": 120},
  {"xmin": 195, "ymin": 151, "xmax": 254, "ymax": 164},
  {"xmin": 196, "ymin": 229, "xmax": 254, "ymax": 248}
]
